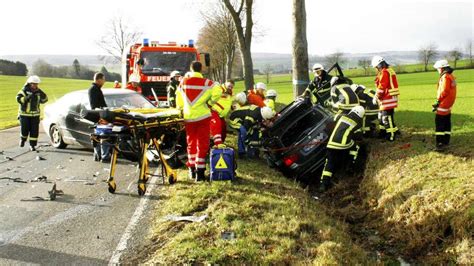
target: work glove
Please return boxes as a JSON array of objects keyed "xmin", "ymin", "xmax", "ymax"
[
  {"xmin": 432, "ymin": 100, "xmax": 440, "ymax": 112},
  {"xmin": 372, "ymin": 96, "xmax": 378, "ymax": 106}
]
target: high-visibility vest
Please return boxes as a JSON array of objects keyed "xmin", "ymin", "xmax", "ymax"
[
  {"xmin": 264, "ymin": 98, "xmax": 275, "ymax": 111},
  {"xmin": 375, "ymin": 67, "xmax": 399, "ymax": 110},
  {"xmin": 212, "ymin": 93, "xmax": 233, "ymax": 118},
  {"xmin": 176, "ymin": 72, "xmax": 221, "ymax": 122},
  {"xmin": 247, "ymin": 90, "xmax": 265, "ymax": 107},
  {"xmin": 327, "ymin": 111, "xmax": 362, "ymax": 150},
  {"xmin": 436, "ymin": 72, "xmax": 457, "ymax": 115}
]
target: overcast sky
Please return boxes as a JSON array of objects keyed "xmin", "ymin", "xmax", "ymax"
[{"xmin": 0, "ymin": 0, "xmax": 472, "ymax": 56}]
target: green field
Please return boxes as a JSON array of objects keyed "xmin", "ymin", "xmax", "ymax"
[{"xmin": 0, "ymin": 76, "xmax": 98, "ymax": 128}]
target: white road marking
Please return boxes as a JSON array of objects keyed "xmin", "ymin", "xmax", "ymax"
[{"xmin": 108, "ymin": 170, "xmax": 159, "ymax": 265}]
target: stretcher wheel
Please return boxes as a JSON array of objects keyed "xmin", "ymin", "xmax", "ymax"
[
  {"xmin": 108, "ymin": 180, "xmax": 116, "ymax": 194},
  {"xmin": 168, "ymin": 174, "xmax": 177, "ymax": 185},
  {"xmin": 138, "ymin": 183, "xmax": 146, "ymax": 196}
]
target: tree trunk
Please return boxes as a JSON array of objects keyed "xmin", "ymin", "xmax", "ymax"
[
  {"xmin": 223, "ymin": 0, "xmax": 255, "ymax": 90},
  {"xmin": 291, "ymin": 0, "xmax": 310, "ymax": 98}
]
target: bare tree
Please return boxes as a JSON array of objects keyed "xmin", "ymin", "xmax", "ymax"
[
  {"xmin": 324, "ymin": 51, "xmax": 346, "ymax": 67},
  {"xmin": 262, "ymin": 64, "xmax": 273, "ymax": 84},
  {"xmin": 96, "ymin": 15, "xmax": 142, "ymax": 63},
  {"xmin": 448, "ymin": 48, "xmax": 463, "ymax": 68},
  {"xmin": 223, "ymin": 0, "xmax": 255, "ymax": 90},
  {"xmin": 418, "ymin": 43, "xmax": 438, "ymax": 72},
  {"xmin": 358, "ymin": 58, "xmax": 371, "ymax": 76},
  {"xmin": 291, "ymin": 0, "xmax": 309, "ymax": 98},
  {"xmin": 199, "ymin": 3, "xmax": 238, "ymax": 81},
  {"xmin": 466, "ymin": 39, "xmax": 473, "ymax": 67}
]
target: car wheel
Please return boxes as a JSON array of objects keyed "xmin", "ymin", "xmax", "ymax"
[{"xmin": 50, "ymin": 124, "xmax": 67, "ymax": 149}]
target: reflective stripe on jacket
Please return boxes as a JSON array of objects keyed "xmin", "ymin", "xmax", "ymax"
[
  {"xmin": 211, "ymin": 93, "xmax": 233, "ymax": 118},
  {"xmin": 375, "ymin": 67, "xmax": 399, "ymax": 110},
  {"xmin": 436, "ymin": 72, "xmax": 456, "ymax": 115},
  {"xmin": 331, "ymin": 84, "xmax": 360, "ymax": 112},
  {"xmin": 327, "ymin": 111, "xmax": 362, "ymax": 150},
  {"xmin": 176, "ymin": 72, "xmax": 221, "ymax": 122},
  {"xmin": 247, "ymin": 90, "xmax": 265, "ymax": 107},
  {"xmin": 16, "ymin": 85, "xmax": 48, "ymax": 116}
]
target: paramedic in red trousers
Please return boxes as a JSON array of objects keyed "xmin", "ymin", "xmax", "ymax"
[
  {"xmin": 247, "ymin": 82, "xmax": 266, "ymax": 107},
  {"xmin": 210, "ymin": 80, "xmax": 234, "ymax": 148},
  {"xmin": 432, "ymin": 59, "xmax": 457, "ymax": 151},
  {"xmin": 176, "ymin": 61, "xmax": 222, "ymax": 181},
  {"xmin": 16, "ymin": 75, "xmax": 48, "ymax": 151},
  {"xmin": 371, "ymin": 56, "xmax": 400, "ymax": 141}
]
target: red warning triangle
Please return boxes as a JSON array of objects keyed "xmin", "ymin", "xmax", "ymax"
[{"xmin": 185, "ymin": 89, "xmax": 203, "ymax": 104}]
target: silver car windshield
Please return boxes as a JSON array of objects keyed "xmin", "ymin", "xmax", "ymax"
[{"xmin": 105, "ymin": 93, "xmax": 155, "ymax": 109}]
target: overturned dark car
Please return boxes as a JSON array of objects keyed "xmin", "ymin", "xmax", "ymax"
[{"xmin": 262, "ymin": 97, "xmax": 335, "ymax": 180}]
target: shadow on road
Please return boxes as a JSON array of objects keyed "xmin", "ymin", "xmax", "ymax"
[{"xmin": 0, "ymin": 243, "xmax": 107, "ymax": 264}]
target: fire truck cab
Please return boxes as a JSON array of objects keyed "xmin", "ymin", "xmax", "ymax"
[{"xmin": 122, "ymin": 38, "xmax": 210, "ymax": 107}]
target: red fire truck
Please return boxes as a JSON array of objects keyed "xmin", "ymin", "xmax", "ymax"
[{"xmin": 122, "ymin": 38, "xmax": 209, "ymax": 107}]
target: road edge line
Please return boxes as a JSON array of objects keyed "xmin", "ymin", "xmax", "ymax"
[{"xmin": 108, "ymin": 170, "xmax": 160, "ymax": 265}]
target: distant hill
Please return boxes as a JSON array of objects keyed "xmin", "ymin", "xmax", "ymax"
[
  {"xmin": 252, "ymin": 50, "xmax": 452, "ymax": 72},
  {"xmin": 1, "ymin": 50, "xmax": 452, "ymax": 74},
  {"xmin": 0, "ymin": 54, "xmax": 120, "ymax": 72}
]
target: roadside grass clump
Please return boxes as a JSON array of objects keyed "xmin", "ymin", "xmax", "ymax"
[{"xmin": 137, "ymin": 138, "xmax": 371, "ymax": 264}]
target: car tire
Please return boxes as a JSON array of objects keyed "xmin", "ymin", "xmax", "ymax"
[{"xmin": 50, "ymin": 124, "xmax": 67, "ymax": 149}]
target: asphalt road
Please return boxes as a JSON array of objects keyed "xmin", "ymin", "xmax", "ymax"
[{"xmin": 0, "ymin": 126, "xmax": 165, "ymax": 264}]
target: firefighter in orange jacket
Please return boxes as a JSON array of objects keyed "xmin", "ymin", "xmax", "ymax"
[
  {"xmin": 126, "ymin": 74, "xmax": 142, "ymax": 94},
  {"xmin": 210, "ymin": 80, "xmax": 234, "ymax": 147},
  {"xmin": 247, "ymin": 82, "xmax": 266, "ymax": 107},
  {"xmin": 371, "ymin": 56, "xmax": 400, "ymax": 141},
  {"xmin": 176, "ymin": 61, "xmax": 222, "ymax": 181},
  {"xmin": 432, "ymin": 60, "xmax": 457, "ymax": 150}
]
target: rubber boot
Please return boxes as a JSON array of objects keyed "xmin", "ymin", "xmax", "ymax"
[
  {"xmin": 188, "ymin": 167, "xmax": 196, "ymax": 180},
  {"xmin": 19, "ymin": 139, "xmax": 25, "ymax": 147},
  {"xmin": 319, "ymin": 178, "xmax": 333, "ymax": 193},
  {"xmin": 196, "ymin": 168, "xmax": 206, "ymax": 182}
]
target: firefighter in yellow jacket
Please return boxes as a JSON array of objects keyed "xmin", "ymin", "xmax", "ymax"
[
  {"xmin": 16, "ymin": 75, "xmax": 48, "ymax": 151},
  {"xmin": 320, "ymin": 105, "xmax": 364, "ymax": 192},
  {"xmin": 210, "ymin": 80, "xmax": 234, "ymax": 147},
  {"xmin": 176, "ymin": 61, "xmax": 222, "ymax": 181}
]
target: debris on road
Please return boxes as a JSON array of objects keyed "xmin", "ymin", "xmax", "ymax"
[
  {"xmin": 56, "ymin": 165, "xmax": 64, "ymax": 169},
  {"xmin": 21, "ymin": 196, "xmax": 48, "ymax": 201},
  {"xmin": 49, "ymin": 183, "xmax": 64, "ymax": 201},
  {"xmin": 31, "ymin": 175, "xmax": 48, "ymax": 182},
  {"xmin": 0, "ymin": 177, "xmax": 27, "ymax": 183},
  {"xmin": 84, "ymin": 182, "xmax": 96, "ymax": 185},
  {"xmin": 35, "ymin": 155, "xmax": 46, "ymax": 161},
  {"xmin": 4, "ymin": 156, "xmax": 13, "ymax": 161},
  {"xmin": 163, "ymin": 214, "xmax": 208, "ymax": 223}
]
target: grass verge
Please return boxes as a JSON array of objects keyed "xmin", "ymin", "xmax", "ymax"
[{"xmin": 131, "ymin": 137, "xmax": 373, "ymax": 264}]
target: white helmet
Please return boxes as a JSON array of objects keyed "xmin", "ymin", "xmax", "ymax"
[
  {"xmin": 433, "ymin": 59, "xmax": 449, "ymax": 69},
  {"xmin": 312, "ymin": 63, "xmax": 324, "ymax": 71},
  {"xmin": 261, "ymin": 106, "xmax": 275, "ymax": 120},
  {"xmin": 170, "ymin": 70, "xmax": 181, "ymax": 77},
  {"xmin": 129, "ymin": 74, "xmax": 140, "ymax": 83},
  {"xmin": 114, "ymin": 80, "xmax": 119, "ymax": 84},
  {"xmin": 26, "ymin": 75, "xmax": 41, "ymax": 84},
  {"xmin": 266, "ymin": 89, "xmax": 277, "ymax": 97},
  {"xmin": 350, "ymin": 84, "xmax": 365, "ymax": 93},
  {"xmin": 371, "ymin": 56, "xmax": 385, "ymax": 68},
  {"xmin": 330, "ymin": 76, "xmax": 339, "ymax": 87},
  {"xmin": 235, "ymin": 92, "xmax": 247, "ymax": 105},
  {"xmin": 255, "ymin": 82, "xmax": 267, "ymax": 90},
  {"xmin": 351, "ymin": 105, "xmax": 365, "ymax": 118}
]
